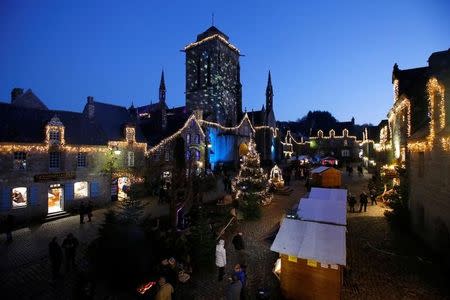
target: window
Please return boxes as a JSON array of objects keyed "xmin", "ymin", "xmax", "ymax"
[
  {"xmin": 195, "ymin": 134, "xmax": 201, "ymax": 144},
  {"xmin": 165, "ymin": 151, "xmax": 170, "ymax": 162},
  {"xmin": 77, "ymin": 152, "xmax": 87, "ymax": 168},
  {"xmin": 418, "ymin": 152, "xmax": 424, "ymax": 177},
  {"xmin": 341, "ymin": 149, "xmax": 350, "ymax": 157},
  {"xmin": 186, "ymin": 134, "xmax": 191, "ymax": 145},
  {"xmin": 74, "ymin": 181, "xmax": 89, "ymax": 199},
  {"xmin": 125, "ymin": 127, "xmax": 135, "ymax": 142},
  {"xmin": 49, "ymin": 130, "xmax": 61, "ymax": 143},
  {"xmin": 49, "ymin": 152, "xmax": 60, "ymax": 169},
  {"xmin": 194, "ymin": 149, "xmax": 201, "ymax": 161},
  {"xmin": 343, "ymin": 140, "xmax": 348, "ymax": 147},
  {"xmin": 127, "ymin": 151, "xmax": 134, "ymax": 167},
  {"xmin": 186, "ymin": 150, "xmax": 191, "ymax": 160},
  {"xmin": 12, "ymin": 187, "xmax": 27, "ymax": 208},
  {"xmin": 13, "ymin": 152, "xmax": 27, "ymax": 170}
]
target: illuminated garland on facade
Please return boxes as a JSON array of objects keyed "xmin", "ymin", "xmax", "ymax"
[
  {"xmin": 184, "ymin": 34, "xmax": 240, "ymax": 54},
  {"xmin": 310, "ymin": 128, "xmax": 357, "ymax": 140},
  {"xmin": 407, "ymin": 78, "xmax": 446, "ymax": 152},
  {"xmin": 147, "ymin": 115, "xmax": 205, "ymax": 155},
  {"xmin": 199, "ymin": 113, "xmax": 256, "ymax": 133},
  {"xmin": 254, "ymin": 125, "xmax": 279, "ymax": 138}
]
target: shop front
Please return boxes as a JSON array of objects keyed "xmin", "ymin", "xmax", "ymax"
[{"xmin": 48, "ymin": 184, "xmax": 64, "ymax": 213}]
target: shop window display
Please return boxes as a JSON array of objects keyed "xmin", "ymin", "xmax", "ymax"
[
  {"xmin": 74, "ymin": 181, "xmax": 89, "ymax": 199},
  {"xmin": 12, "ymin": 187, "xmax": 27, "ymax": 208}
]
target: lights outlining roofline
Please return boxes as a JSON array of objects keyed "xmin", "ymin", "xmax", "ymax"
[{"xmin": 183, "ymin": 34, "xmax": 240, "ymax": 54}]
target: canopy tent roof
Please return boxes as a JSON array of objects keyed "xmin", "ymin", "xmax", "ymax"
[
  {"xmin": 297, "ymin": 197, "xmax": 347, "ymax": 226},
  {"xmin": 311, "ymin": 166, "xmax": 330, "ymax": 174},
  {"xmin": 270, "ymin": 218, "xmax": 346, "ymax": 266},
  {"xmin": 309, "ymin": 187, "xmax": 347, "ymax": 203}
]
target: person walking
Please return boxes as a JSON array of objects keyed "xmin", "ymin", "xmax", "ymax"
[
  {"xmin": 79, "ymin": 201, "xmax": 86, "ymax": 224},
  {"xmin": 62, "ymin": 233, "xmax": 79, "ymax": 272},
  {"xmin": 5, "ymin": 214, "xmax": 14, "ymax": 243},
  {"xmin": 232, "ymin": 232, "xmax": 245, "ymax": 251},
  {"xmin": 359, "ymin": 192, "xmax": 368, "ymax": 212},
  {"xmin": 233, "ymin": 264, "xmax": 246, "ymax": 299},
  {"xmin": 370, "ymin": 189, "xmax": 377, "ymax": 205},
  {"xmin": 155, "ymin": 276, "xmax": 174, "ymax": 300},
  {"xmin": 348, "ymin": 193, "xmax": 356, "ymax": 213},
  {"xmin": 215, "ymin": 239, "xmax": 227, "ymax": 281},
  {"xmin": 49, "ymin": 237, "xmax": 63, "ymax": 280},
  {"xmin": 86, "ymin": 201, "xmax": 93, "ymax": 222},
  {"xmin": 226, "ymin": 274, "xmax": 242, "ymax": 300},
  {"xmin": 232, "ymin": 232, "xmax": 246, "ymax": 265}
]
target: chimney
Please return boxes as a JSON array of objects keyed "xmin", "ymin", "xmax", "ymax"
[
  {"xmin": 11, "ymin": 88, "xmax": 24, "ymax": 103},
  {"xmin": 87, "ymin": 96, "xmax": 95, "ymax": 119}
]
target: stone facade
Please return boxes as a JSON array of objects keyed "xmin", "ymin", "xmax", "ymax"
[
  {"xmin": 184, "ymin": 26, "xmax": 242, "ymax": 126},
  {"xmin": 386, "ymin": 48, "xmax": 450, "ymax": 259}
]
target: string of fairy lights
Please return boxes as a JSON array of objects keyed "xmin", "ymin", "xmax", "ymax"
[
  {"xmin": 407, "ymin": 77, "xmax": 446, "ymax": 152},
  {"xmin": 184, "ymin": 33, "xmax": 240, "ymax": 54}
]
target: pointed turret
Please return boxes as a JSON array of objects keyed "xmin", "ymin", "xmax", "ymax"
[
  {"xmin": 159, "ymin": 69, "xmax": 166, "ymax": 105},
  {"xmin": 265, "ymin": 71, "xmax": 273, "ymax": 113}
]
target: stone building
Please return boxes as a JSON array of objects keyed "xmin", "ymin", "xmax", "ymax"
[
  {"xmin": 389, "ymin": 48, "xmax": 450, "ymax": 260},
  {"xmin": 184, "ymin": 26, "xmax": 243, "ymax": 126},
  {"xmin": 0, "ymin": 92, "xmax": 147, "ymax": 223}
]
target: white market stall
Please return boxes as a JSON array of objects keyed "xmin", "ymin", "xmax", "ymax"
[{"xmin": 271, "ymin": 218, "xmax": 346, "ymax": 299}]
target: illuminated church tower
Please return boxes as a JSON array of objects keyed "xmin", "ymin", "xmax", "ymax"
[{"xmin": 183, "ymin": 26, "xmax": 242, "ymax": 126}]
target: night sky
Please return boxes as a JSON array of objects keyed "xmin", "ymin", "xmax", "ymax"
[{"xmin": 1, "ymin": 0, "xmax": 449, "ymax": 125}]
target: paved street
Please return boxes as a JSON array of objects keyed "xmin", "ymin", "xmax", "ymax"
[
  {"xmin": 0, "ymin": 197, "xmax": 168, "ymax": 300},
  {"xmin": 342, "ymin": 172, "xmax": 450, "ymax": 299},
  {"xmin": 1, "ymin": 174, "xmax": 449, "ymax": 299},
  {"xmin": 190, "ymin": 180, "xmax": 307, "ymax": 300}
]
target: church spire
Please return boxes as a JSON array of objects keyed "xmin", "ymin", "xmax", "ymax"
[
  {"xmin": 159, "ymin": 69, "xmax": 166, "ymax": 104},
  {"xmin": 265, "ymin": 70, "xmax": 273, "ymax": 113}
]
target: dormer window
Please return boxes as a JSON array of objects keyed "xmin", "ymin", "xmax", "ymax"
[
  {"xmin": 50, "ymin": 130, "xmax": 60, "ymax": 143},
  {"xmin": 125, "ymin": 127, "xmax": 136, "ymax": 143},
  {"xmin": 46, "ymin": 116, "xmax": 65, "ymax": 146}
]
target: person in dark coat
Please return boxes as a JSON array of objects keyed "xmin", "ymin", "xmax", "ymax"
[
  {"xmin": 5, "ymin": 214, "xmax": 14, "ymax": 243},
  {"xmin": 79, "ymin": 201, "xmax": 86, "ymax": 224},
  {"xmin": 86, "ymin": 201, "xmax": 93, "ymax": 222},
  {"xmin": 49, "ymin": 237, "xmax": 63, "ymax": 280},
  {"xmin": 348, "ymin": 194, "xmax": 356, "ymax": 213},
  {"xmin": 359, "ymin": 192, "xmax": 368, "ymax": 212},
  {"xmin": 62, "ymin": 233, "xmax": 79, "ymax": 272},
  {"xmin": 232, "ymin": 232, "xmax": 245, "ymax": 251},
  {"xmin": 226, "ymin": 274, "xmax": 242, "ymax": 300},
  {"xmin": 370, "ymin": 189, "xmax": 377, "ymax": 205}
]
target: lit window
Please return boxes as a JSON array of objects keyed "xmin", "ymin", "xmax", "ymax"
[
  {"xmin": 13, "ymin": 152, "xmax": 27, "ymax": 170},
  {"xmin": 186, "ymin": 134, "xmax": 191, "ymax": 145},
  {"xmin": 74, "ymin": 181, "xmax": 89, "ymax": 199},
  {"xmin": 12, "ymin": 187, "xmax": 27, "ymax": 208},
  {"xmin": 127, "ymin": 151, "xmax": 134, "ymax": 167},
  {"xmin": 186, "ymin": 150, "xmax": 191, "ymax": 160},
  {"xmin": 194, "ymin": 149, "xmax": 201, "ymax": 161},
  {"xmin": 341, "ymin": 149, "xmax": 350, "ymax": 157},
  {"xmin": 195, "ymin": 134, "xmax": 201, "ymax": 144},
  {"xmin": 77, "ymin": 152, "xmax": 87, "ymax": 167},
  {"xmin": 126, "ymin": 127, "xmax": 135, "ymax": 142},
  {"xmin": 50, "ymin": 130, "xmax": 60, "ymax": 143},
  {"xmin": 343, "ymin": 140, "xmax": 348, "ymax": 146},
  {"xmin": 49, "ymin": 152, "xmax": 60, "ymax": 169}
]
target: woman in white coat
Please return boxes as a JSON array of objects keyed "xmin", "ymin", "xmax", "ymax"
[{"xmin": 215, "ymin": 239, "xmax": 227, "ymax": 281}]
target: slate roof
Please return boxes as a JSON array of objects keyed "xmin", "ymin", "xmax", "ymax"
[
  {"xmin": 136, "ymin": 102, "xmax": 168, "ymax": 115},
  {"xmin": 86, "ymin": 101, "xmax": 146, "ymax": 143},
  {"xmin": 247, "ymin": 110, "xmax": 265, "ymax": 126},
  {"xmin": 0, "ymin": 102, "xmax": 107, "ymax": 145},
  {"xmin": 139, "ymin": 106, "xmax": 189, "ymax": 146},
  {"xmin": 11, "ymin": 89, "xmax": 48, "ymax": 110},
  {"xmin": 197, "ymin": 26, "xmax": 229, "ymax": 41}
]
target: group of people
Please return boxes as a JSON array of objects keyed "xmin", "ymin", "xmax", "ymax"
[
  {"xmin": 216, "ymin": 232, "xmax": 248, "ymax": 300},
  {"xmin": 79, "ymin": 201, "xmax": 93, "ymax": 224},
  {"xmin": 348, "ymin": 189, "xmax": 378, "ymax": 213},
  {"xmin": 48, "ymin": 233, "xmax": 79, "ymax": 281}
]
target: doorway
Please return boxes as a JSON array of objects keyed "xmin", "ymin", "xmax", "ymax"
[{"xmin": 48, "ymin": 184, "xmax": 64, "ymax": 213}]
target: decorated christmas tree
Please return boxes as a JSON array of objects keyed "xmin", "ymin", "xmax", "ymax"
[{"xmin": 233, "ymin": 139, "xmax": 272, "ymax": 219}]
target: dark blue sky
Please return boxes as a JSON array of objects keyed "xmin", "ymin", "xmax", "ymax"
[{"xmin": 1, "ymin": 0, "xmax": 449, "ymax": 124}]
